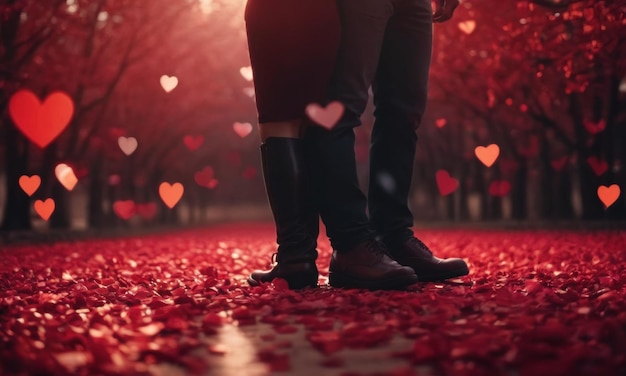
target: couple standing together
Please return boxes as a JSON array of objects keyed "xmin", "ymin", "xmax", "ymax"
[{"xmin": 245, "ymin": 0, "xmax": 468, "ymax": 290}]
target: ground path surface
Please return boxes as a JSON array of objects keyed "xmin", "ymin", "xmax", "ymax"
[{"xmin": 1, "ymin": 223, "xmax": 625, "ymax": 375}]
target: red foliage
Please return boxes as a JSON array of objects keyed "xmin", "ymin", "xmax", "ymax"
[{"xmin": 0, "ymin": 224, "xmax": 625, "ymax": 374}]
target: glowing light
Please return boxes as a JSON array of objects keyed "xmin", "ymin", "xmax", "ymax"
[
  {"xmin": 199, "ymin": 0, "xmax": 214, "ymax": 14},
  {"xmin": 66, "ymin": 0, "xmax": 78, "ymax": 13},
  {"xmin": 619, "ymin": 76, "xmax": 626, "ymax": 93}
]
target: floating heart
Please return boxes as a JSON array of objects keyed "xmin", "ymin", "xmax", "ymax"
[
  {"xmin": 551, "ymin": 156, "xmax": 569, "ymax": 171},
  {"xmin": 113, "ymin": 200, "xmax": 136, "ymax": 220},
  {"xmin": 587, "ymin": 156, "xmax": 608, "ymax": 176},
  {"xmin": 194, "ymin": 166, "xmax": 218, "ymax": 189},
  {"xmin": 34, "ymin": 198, "xmax": 55, "ymax": 221},
  {"xmin": 233, "ymin": 122, "xmax": 253, "ymax": 138},
  {"xmin": 159, "ymin": 182, "xmax": 184, "ymax": 208},
  {"xmin": 489, "ymin": 180, "xmax": 512, "ymax": 197},
  {"xmin": 242, "ymin": 167, "xmax": 257, "ymax": 180},
  {"xmin": 242, "ymin": 87, "xmax": 255, "ymax": 98},
  {"xmin": 597, "ymin": 184, "xmax": 620, "ymax": 208},
  {"xmin": 435, "ymin": 118, "xmax": 447, "ymax": 128},
  {"xmin": 436, "ymin": 170, "xmax": 459, "ymax": 196},
  {"xmin": 109, "ymin": 127, "xmax": 126, "ymax": 138},
  {"xmin": 183, "ymin": 135, "xmax": 204, "ymax": 151},
  {"xmin": 239, "ymin": 66, "xmax": 253, "ymax": 81},
  {"xmin": 108, "ymin": 174, "xmax": 121, "ymax": 186},
  {"xmin": 458, "ymin": 20, "xmax": 476, "ymax": 35},
  {"xmin": 55, "ymin": 163, "xmax": 78, "ymax": 191},
  {"xmin": 160, "ymin": 75, "xmax": 178, "ymax": 93},
  {"xmin": 9, "ymin": 90, "xmax": 74, "ymax": 148},
  {"xmin": 136, "ymin": 202, "xmax": 158, "ymax": 220},
  {"xmin": 583, "ymin": 119, "xmax": 606, "ymax": 135},
  {"xmin": 305, "ymin": 101, "xmax": 344, "ymax": 130},
  {"xmin": 475, "ymin": 144, "xmax": 500, "ymax": 167},
  {"xmin": 19, "ymin": 175, "xmax": 41, "ymax": 196},
  {"xmin": 118, "ymin": 136, "xmax": 138, "ymax": 156}
]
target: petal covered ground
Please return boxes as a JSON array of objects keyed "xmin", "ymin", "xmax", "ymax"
[{"xmin": 0, "ymin": 223, "xmax": 625, "ymax": 375}]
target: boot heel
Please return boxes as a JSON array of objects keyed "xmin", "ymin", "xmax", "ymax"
[{"xmin": 328, "ymin": 272, "xmax": 355, "ymax": 288}]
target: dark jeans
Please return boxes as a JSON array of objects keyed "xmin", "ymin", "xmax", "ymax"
[{"xmin": 305, "ymin": 0, "xmax": 433, "ymax": 251}]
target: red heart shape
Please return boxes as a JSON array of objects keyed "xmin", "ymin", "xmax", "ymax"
[
  {"xmin": 583, "ymin": 119, "xmax": 605, "ymax": 135},
  {"xmin": 34, "ymin": 198, "xmax": 55, "ymax": 221},
  {"xmin": 586, "ymin": 156, "xmax": 608, "ymax": 176},
  {"xmin": 9, "ymin": 90, "xmax": 74, "ymax": 148},
  {"xmin": 159, "ymin": 182, "xmax": 184, "ymax": 208},
  {"xmin": 136, "ymin": 202, "xmax": 158, "ymax": 220},
  {"xmin": 113, "ymin": 200, "xmax": 136, "ymax": 220},
  {"xmin": 183, "ymin": 135, "xmax": 204, "ymax": 151},
  {"xmin": 489, "ymin": 180, "xmax": 511, "ymax": 197},
  {"xmin": 194, "ymin": 166, "xmax": 218, "ymax": 189},
  {"xmin": 242, "ymin": 167, "xmax": 257, "ymax": 180},
  {"xmin": 19, "ymin": 175, "xmax": 41, "ymax": 197},
  {"xmin": 305, "ymin": 101, "xmax": 344, "ymax": 130},
  {"xmin": 597, "ymin": 184, "xmax": 620, "ymax": 209},
  {"xmin": 551, "ymin": 156, "xmax": 569, "ymax": 171},
  {"xmin": 435, "ymin": 170, "xmax": 459, "ymax": 196}
]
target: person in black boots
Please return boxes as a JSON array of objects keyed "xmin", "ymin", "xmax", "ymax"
[
  {"xmin": 304, "ymin": 0, "xmax": 469, "ymax": 288},
  {"xmin": 244, "ymin": 0, "xmax": 418, "ymax": 290}
]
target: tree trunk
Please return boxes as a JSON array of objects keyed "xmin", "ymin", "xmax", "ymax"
[
  {"xmin": 0, "ymin": 125, "xmax": 32, "ymax": 231},
  {"xmin": 88, "ymin": 157, "xmax": 106, "ymax": 228},
  {"xmin": 605, "ymin": 77, "xmax": 626, "ymax": 219},
  {"xmin": 511, "ymin": 159, "xmax": 527, "ymax": 220},
  {"xmin": 458, "ymin": 160, "xmax": 470, "ymax": 221},
  {"xmin": 446, "ymin": 194, "xmax": 455, "ymax": 220},
  {"xmin": 49, "ymin": 183, "xmax": 70, "ymax": 229},
  {"xmin": 538, "ymin": 137, "xmax": 553, "ymax": 219},
  {"xmin": 554, "ymin": 169, "xmax": 574, "ymax": 219},
  {"xmin": 476, "ymin": 162, "xmax": 488, "ymax": 221},
  {"xmin": 570, "ymin": 94, "xmax": 604, "ymax": 219}
]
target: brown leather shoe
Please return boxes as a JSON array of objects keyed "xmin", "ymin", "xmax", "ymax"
[
  {"xmin": 329, "ymin": 239, "xmax": 418, "ymax": 290},
  {"xmin": 248, "ymin": 254, "xmax": 319, "ymax": 289},
  {"xmin": 386, "ymin": 237, "xmax": 469, "ymax": 282}
]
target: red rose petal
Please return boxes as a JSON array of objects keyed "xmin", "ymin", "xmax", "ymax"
[{"xmin": 2, "ymin": 225, "xmax": 625, "ymax": 375}]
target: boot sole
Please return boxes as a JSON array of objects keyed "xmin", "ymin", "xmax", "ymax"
[
  {"xmin": 416, "ymin": 267, "xmax": 469, "ymax": 282},
  {"xmin": 328, "ymin": 272, "xmax": 418, "ymax": 290},
  {"xmin": 247, "ymin": 276, "xmax": 318, "ymax": 290}
]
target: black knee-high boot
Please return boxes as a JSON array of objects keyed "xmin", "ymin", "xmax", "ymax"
[{"xmin": 247, "ymin": 137, "xmax": 319, "ymax": 289}]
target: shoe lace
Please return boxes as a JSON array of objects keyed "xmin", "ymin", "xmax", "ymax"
[{"xmin": 366, "ymin": 238, "xmax": 390, "ymax": 258}]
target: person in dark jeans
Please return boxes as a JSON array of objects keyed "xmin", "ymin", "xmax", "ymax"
[
  {"xmin": 304, "ymin": 0, "xmax": 469, "ymax": 289},
  {"xmin": 247, "ymin": 0, "xmax": 468, "ymax": 290}
]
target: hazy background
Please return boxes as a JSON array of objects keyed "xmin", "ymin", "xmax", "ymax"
[{"xmin": 0, "ymin": 0, "xmax": 624, "ymax": 232}]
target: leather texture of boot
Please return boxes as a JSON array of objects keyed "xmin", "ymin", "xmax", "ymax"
[
  {"xmin": 247, "ymin": 137, "xmax": 319, "ymax": 289},
  {"xmin": 329, "ymin": 238, "xmax": 418, "ymax": 290},
  {"xmin": 385, "ymin": 237, "xmax": 469, "ymax": 282}
]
